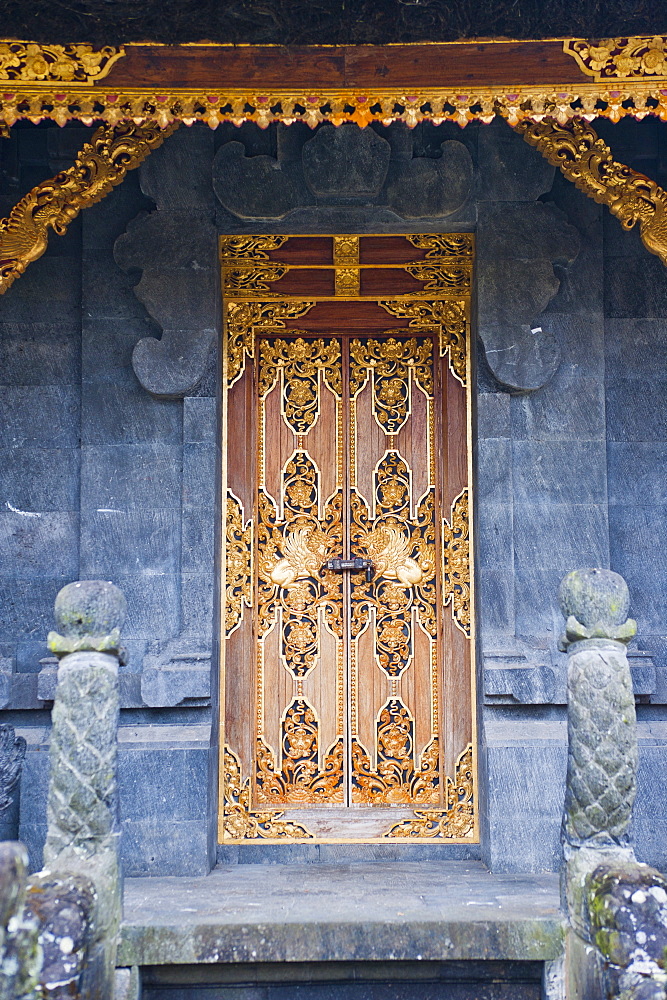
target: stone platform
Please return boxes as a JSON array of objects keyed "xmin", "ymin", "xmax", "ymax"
[{"xmin": 118, "ymin": 861, "xmax": 563, "ymax": 968}]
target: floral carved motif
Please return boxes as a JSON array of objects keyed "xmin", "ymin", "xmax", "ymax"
[
  {"xmin": 222, "ymin": 745, "xmax": 314, "ymax": 841},
  {"xmin": 383, "ymin": 744, "xmax": 474, "ymax": 839},
  {"xmin": 564, "ymin": 36, "xmax": 667, "ymax": 81},
  {"xmin": 0, "ymin": 41, "xmax": 124, "ymax": 83},
  {"xmin": 442, "ymin": 489, "xmax": 471, "ymax": 637}
]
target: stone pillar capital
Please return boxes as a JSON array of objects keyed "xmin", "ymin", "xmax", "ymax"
[
  {"xmin": 47, "ymin": 580, "xmax": 126, "ymax": 659},
  {"xmin": 557, "ymin": 567, "xmax": 636, "ymax": 651}
]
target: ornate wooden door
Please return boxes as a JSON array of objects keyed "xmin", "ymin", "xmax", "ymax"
[{"xmin": 220, "ymin": 235, "xmax": 476, "ymax": 843}]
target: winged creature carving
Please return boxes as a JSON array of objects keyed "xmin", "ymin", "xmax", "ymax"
[
  {"xmin": 361, "ymin": 525, "xmax": 425, "ymax": 586},
  {"xmin": 262, "ymin": 525, "xmax": 331, "ymax": 589}
]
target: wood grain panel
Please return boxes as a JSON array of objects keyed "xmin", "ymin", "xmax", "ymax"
[
  {"xmin": 105, "ymin": 41, "xmax": 588, "ymax": 91},
  {"xmin": 223, "ymin": 232, "xmax": 474, "ymax": 839}
]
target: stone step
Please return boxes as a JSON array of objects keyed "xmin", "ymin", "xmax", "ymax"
[{"xmin": 120, "ymin": 860, "xmax": 562, "ymax": 997}]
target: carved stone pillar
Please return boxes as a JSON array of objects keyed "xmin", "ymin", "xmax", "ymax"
[
  {"xmin": 557, "ymin": 568, "xmax": 667, "ymax": 1000},
  {"xmin": 44, "ymin": 579, "xmax": 126, "ymax": 999}
]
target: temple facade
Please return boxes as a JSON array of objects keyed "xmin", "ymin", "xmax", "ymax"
[{"xmin": 1, "ymin": 33, "xmax": 667, "ymax": 998}]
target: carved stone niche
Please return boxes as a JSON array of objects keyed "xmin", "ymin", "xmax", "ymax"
[
  {"xmin": 213, "ymin": 121, "xmax": 473, "ymax": 221},
  {"xmin": 114, "ymin": 125, "xmax": 219, "ymax": 399}
]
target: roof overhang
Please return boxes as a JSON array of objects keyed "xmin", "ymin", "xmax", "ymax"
[{"xmin": 1, "ymin": 36, "xmax": 667, "ymax": 128}]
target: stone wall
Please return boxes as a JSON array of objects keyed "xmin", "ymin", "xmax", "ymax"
[{"xmin": 1, "ymin": 116, "xmax": 667, "ymax": 876}]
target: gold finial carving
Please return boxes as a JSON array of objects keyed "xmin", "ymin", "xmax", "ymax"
[
  {"xmin": 516, "ymin": 117, "xmax": 667, "ymax": 269},
  {"xmin": 0, "ymin": 119, "xmax": 179, "ymax": 295},
  {"xmin": 0, "ymin": 41, "xmax": 125, "ymax": 83},
  {"xmin": 564, "ymin": 36, "xmax": 667, "ymax": 80}
]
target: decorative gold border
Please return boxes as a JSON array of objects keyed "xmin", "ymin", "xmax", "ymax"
[
  {"xmin": 218, "ymin": 234, "xmax": 478, "ymax": 844},
  {"xmin": 0, "ymin": 41, "xmax": 125, "ymax": 84},
  {"xmin": 1, "ymin": 84, "xmax": 666, "ymax": 130}
]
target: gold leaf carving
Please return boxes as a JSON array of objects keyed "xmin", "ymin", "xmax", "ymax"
[
  {"xmin": 222, "ymin": 745, "xmax": 314, "ymax": 841},
  {"xmin": 404, "ymin": 263, "xmax": 471, "ymax": 292},
  {"xmin": 333, "ymin": 235, "xmax": 359, "ymax": 265},
  {"xmin": 335, "ymin": 266, "xmax": 360, "ymax": 296},
  {"xmin": 223, "ymin": 265, "xmax": 288, "ymax": 296},
  {"xmin": 255, "ymin": 705, "xmax": 344, "ymax": 805},
  {"xmin": 225, "ymin": 300, "xmax": 316, "ymax": 388},
  {"xmin": 383, "ymin": 744, "xmax": 474, "ymax": 839},
  {"xmin": 220, "ymin": 236, "xmax": 289, "ymax": 261},
  {"xmin": 442, "ymin": 488, "xmax": 470, "ymax": 637},
  {"xmin": 378, "ymin": 300, "xmax": 467, "ymax": 385},
  {"xmin": 350, "ymin": 336, "xmax": 432, "ymax": 433},
  {"xmin": 258, "ymin": 336, "xmax": 342, "ymax": 432},
  {"xmin": 0, "ymin": 41, "xmax": 124, "ymax": 83},
  {"xmin": 563, "ymin": 36, "xmax": 667, "ymax": 81},
  {"xmin": 0, "ymin": 120, "xmax": 178, "ymax": 295},
  {"xmin": 352, "ymin": 703, "xmax": 440, "ymax": 805},
  {"xmin": 225, "ymin": 492, "xmax": 252, "ymax": 636},
  {"xmin": 406, "ymin": 234, "xmax": 473, "ymax": 259},
  {"xmin": 516, "ymin": 117, "xmax": 667, "ymax": 270}
]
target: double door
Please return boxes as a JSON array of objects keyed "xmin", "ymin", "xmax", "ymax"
[{"xmin": 221, "ymin": 234, "xmax": 475, "ymax": 843}]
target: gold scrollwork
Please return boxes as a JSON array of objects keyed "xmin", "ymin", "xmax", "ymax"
[
  {"xmin": 406, "ymin": 234, "xmax": 473, "ymax": 259},
  {"xmin": 255, "ymin": 703, "xmax": 344, "ymax": 805},
  {"xmin": 258, "ymin": 450, "xmax": 344, "ymax": 667},
  {"xmin": 333, "ymin": 235, "xmax": 359, "ymax": 265},
  {"xmin": 335, "ymin": 266, "xmax": 360, "ymax": 296},
  {"xmin": 351, "ymin": 702, "xmax": 440, "ymax": 805},
  {"xmin": 378, "ymin": 300, "xmax": 467, "ymax": 386},
  {"xmin": 258, "ymin": 337, "xmax": 342, "ymax": 434},
  {"xmin": 404, "ymin": 263, "xmax": 471, "ymax": 292},
  {"xmin": 225, "ymin": 300, "xmax": 316, "ymax": 387},
  {"xmin": 349, "ymin": 336, "xmax": 432, "ymax": 434},
  {"xmin": 0, "ymin": 41, "xmax": 124, "ymax": 83},
  {"xmin": 350, "ymin": 452, "xmax": 437, "ymax": 681},
  {"xmin": 442, "ymin": 488, "xmax": 470, "ymax": 637},
  {"xmin": 223, "ymin": 265, "xmax": 288, "ymax": 296},
  {"xmin": 516, "ymin": 116, "xmax": 667, "ymax": 269},
  {"xmin": 563, "ymin": 36, "xmax": 667, "ymax": 81},
  {"xmin": 220, "ymin": 235, "xmax": 289, "ymax": 261},
  {"xmin": 225, "ymin": 492, "xmax": 252, "ymax": 636},
  {"xmin": 383, "ymin": 744, "xmax": 474, "ymax": 839},
  {"xmin": 222, "ymin": 745, "xmax": 314, "ymax": 841},
  {"xmin": 0, "ymin": 120, "xmax": 179, "ymax": 296}
]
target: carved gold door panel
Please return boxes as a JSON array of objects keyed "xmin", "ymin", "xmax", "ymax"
[{"xmin": 220, "ymin": 234, "xmax": 476, "ymax": 843}]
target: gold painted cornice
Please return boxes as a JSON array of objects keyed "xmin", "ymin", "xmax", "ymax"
[{"xmin": 0, "ymin": 37, "xmax": 667, "ymax": 128}]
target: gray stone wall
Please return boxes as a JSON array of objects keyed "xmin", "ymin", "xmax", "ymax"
[{"xmin": 2, "ymin": 117, "xmax": 667, "ymax": 876}]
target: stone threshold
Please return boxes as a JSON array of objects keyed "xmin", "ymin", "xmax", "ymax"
[{"xmin": 118, "ymin": 860, "xmax": 563, "ymax": 967}]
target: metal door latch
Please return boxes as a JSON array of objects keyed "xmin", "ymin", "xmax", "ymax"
[{"xmin": 321, "ymin": 557, "xmax": 374, "ymax": 583}]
